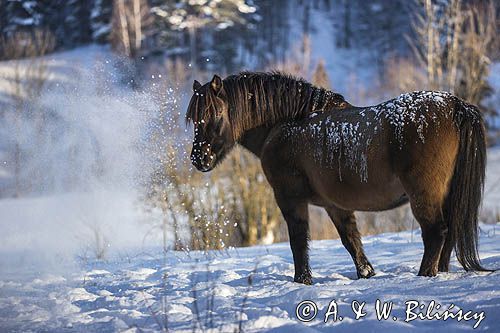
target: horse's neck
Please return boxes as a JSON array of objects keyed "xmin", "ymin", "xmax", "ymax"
[
  {"xmin": 238, "ymin": 126, "xmax": 274, "ymax": 158},
  {"xmin": 227, "ymin": 78, "xmax": 318, "ymax": 139},
  {"xmin": 229, "ymin": 78, "xmax": 342, "ymax": 153}
]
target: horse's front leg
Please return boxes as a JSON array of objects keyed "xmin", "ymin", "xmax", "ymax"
[
  {"xmin": 278, "ymin": 198, "xmax": 312, "ymax": 285},
  {"xmin": 325, "ymin": 206, "xmax": 375, "ymax": 279}
]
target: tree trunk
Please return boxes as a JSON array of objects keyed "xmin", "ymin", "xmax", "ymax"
[
  {"xmin": 117, "ymin": 0, "xmax": 130, "ymax": 57},
  {"xmin": 133, "ymin": 0, "xmax": 142, "ymax": 54},
  {"xmin": 188, "ymin": 25, "xmax": 197, "ymax": 77}
]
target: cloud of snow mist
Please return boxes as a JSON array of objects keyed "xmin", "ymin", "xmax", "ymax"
[{"xmin": 0, "ymin": 46, "xmax": 186, "ymax": 278}]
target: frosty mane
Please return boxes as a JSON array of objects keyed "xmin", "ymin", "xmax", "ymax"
[{"xmin": 186, "ymin": 71, "xmax": 347, "ymax": 140}]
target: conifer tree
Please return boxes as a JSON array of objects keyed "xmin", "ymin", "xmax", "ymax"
[
  {"xmin": 91, "ymin": 0, "xmax": 113, "ymax": 44},
  {"xmin": 65, "ymin": 0, "xmax": 92, "ymax": 46}
]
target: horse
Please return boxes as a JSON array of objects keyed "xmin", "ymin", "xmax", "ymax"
[{"xmin": 186, "ymin": 71, "xmax": 489, "ymax": 285}]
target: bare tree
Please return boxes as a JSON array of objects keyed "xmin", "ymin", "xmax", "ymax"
[
  {"xmin": 456, "ymin": 2, "xmax": 497, "ymax": 111},
  {"xmin": 312, "ymin": 59, "xmax": 332, "ymax": 89},
  {"xmin": 111, "ymin": 0, "xmax": 151, "ymax": 58},
  {"xmin": 408, "ymin": 0, "xmax": 497, "ymax": 110}
]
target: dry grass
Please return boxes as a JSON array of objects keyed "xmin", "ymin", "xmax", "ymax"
[{"xmin": 145, "ymin": 143, "xmax": 284, "ymax": 250}]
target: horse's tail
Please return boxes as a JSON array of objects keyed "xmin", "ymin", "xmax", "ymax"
[{"xmin": 445, "ymin": 98, "xmax": 490, "ymax": 271}]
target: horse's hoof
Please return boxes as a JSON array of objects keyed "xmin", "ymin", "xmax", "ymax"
[
  {"xmin": 357, "ymin": 264, "xmax": 375, "ymax": 279},
  {"xmin": 417, "ymin": 269, "xmax": 438, "ymax": 277},
  {"xmin": 438, "ymin": 264, "xmax": 449, "ymax": 273},
  {"xmin": 294, "ymin": 274, "xmax": 313, "ymax": 285}
]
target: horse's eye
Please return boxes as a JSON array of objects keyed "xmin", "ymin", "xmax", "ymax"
[{"xmin": 215, "ymin": 118, "xmax": 224, "ymax": 134}]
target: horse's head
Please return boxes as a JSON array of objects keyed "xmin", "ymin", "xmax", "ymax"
[{"xmin": 186, "ymin": 75, "xmax": 235, "ymax": 172}]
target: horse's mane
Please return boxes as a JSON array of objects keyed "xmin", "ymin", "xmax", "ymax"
[{"xmin": 187, "ymin": 71, "xmax": 347, "ymax": 140}]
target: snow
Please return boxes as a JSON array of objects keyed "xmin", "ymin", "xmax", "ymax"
[
  {"xmin": 370, "ymin": 91, "xmax": 451, "ymax": 143},
  {"xmin": 0, "ymin": 191, "xmax": 162, "ymax": 280},
  {"xmin": 0, "ymin": 45, "xmax": 165, "ymax": 278},
  {"xmin": 0, "ymin": 224, "xmax": 499, "ymax": 332},
  {"xmin": 284, "ymin": 115, "xmax": 368, "ymax": 182}
]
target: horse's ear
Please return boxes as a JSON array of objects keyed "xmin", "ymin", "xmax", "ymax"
[
  {"xmin": 210, "ymin": 74, "xmax": 223, "ymax": 94},
  {"xmin": 193, "ymin": 80, "xmax": 202, "ymax": 92}
]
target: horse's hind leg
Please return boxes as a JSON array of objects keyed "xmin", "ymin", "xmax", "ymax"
[
  {"xmin": 404, "ymin": 188, "xmax": 449, "ymax": 276},
  {"xmin": 325, "ymin": 206, "xmax": 375, "ymax": 279},
  {"xmin": 438, "ymin": 227, "xmax": 454, "ymax": 272},
  {"xmin": 418, "ymin": 217, "xmax": 447, "ymax": 276},
  {"xmin": 397, "ymin": 125, "xmax": 458, "ymax": 276}
]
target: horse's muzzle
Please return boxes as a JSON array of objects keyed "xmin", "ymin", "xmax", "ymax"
[{"xmin": 191, "ymin": 147, "xmax": 216, "ymax": 172}]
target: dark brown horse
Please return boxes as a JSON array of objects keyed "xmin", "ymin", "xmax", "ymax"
[{"xmin": 186, "ymin": 71, "xmax": 489, "ymax": 285}]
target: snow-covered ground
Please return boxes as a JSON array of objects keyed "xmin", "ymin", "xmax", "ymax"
[{"xmin": 0, "ymin": 224, "xmax": 499, "ymax": 332}]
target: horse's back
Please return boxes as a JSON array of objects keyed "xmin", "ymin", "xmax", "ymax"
[{"xmin": 260, "ymin": 91, "xmax": 461, "ymax": 212}]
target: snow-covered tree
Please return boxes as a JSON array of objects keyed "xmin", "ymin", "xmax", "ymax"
[
  {"xmin": 37, "ymin": 0, "xmax": 67, "ymax": 47},
  {"xmin": 152, "ymin": 0, "xmax": 256, "ymax": 75},
  {"xmin": 91, "ymin": 0, "xmax": 113, "ymax": 44},
  {"xmin": 64, "ymin": 0, "xmax": 92, "ymax": 46},
  {"xmin": 4, "ymin": 0, "xmax": 43, "ymax": 34}
]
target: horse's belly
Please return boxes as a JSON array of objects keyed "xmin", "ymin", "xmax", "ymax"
[{"xmin": 308, "ymin": 168, "xmax": 406, "ymax": 212}]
